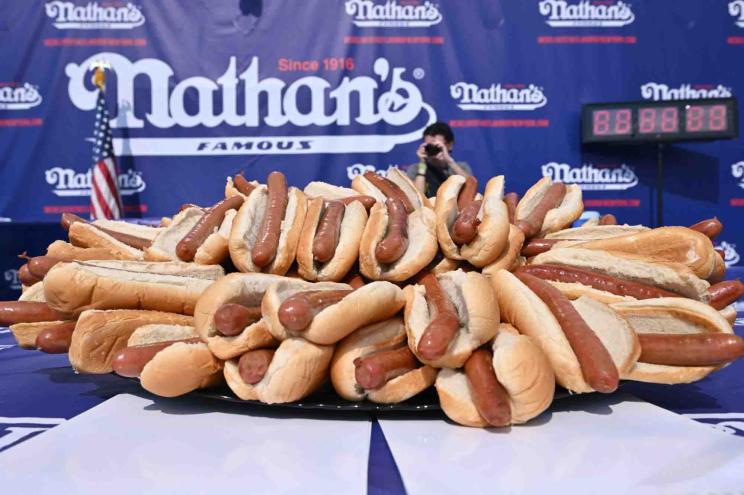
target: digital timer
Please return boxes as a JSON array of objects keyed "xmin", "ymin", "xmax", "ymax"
[{"xmin": 582, "ymin": 98, "xmax": 738, "ymax": 143}]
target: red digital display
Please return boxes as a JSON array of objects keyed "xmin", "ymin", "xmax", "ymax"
[
  {"xmin": 582, "ymin": 98, "xmax": 737, "ymax": 143},
  {"xmin": 685, "ymin": 104, "xmax": 727, "ymax": 132}
]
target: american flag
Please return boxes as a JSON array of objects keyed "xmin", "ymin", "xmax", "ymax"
[{"xmin": 89, "ymin": 88, "xmax": 123, "ymax": 220}]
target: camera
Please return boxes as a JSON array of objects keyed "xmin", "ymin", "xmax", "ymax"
[{"xmin": 424, "ymin": 144, "xmax": 442, "ymax": 157}]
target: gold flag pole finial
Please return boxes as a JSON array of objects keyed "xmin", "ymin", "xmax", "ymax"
[{"xmin": 89, "ymin": 60, "xmax": 112, "ymax": 90}]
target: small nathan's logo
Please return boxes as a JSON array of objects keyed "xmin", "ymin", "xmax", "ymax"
[
  {"xmin": 345, "ymin": 0, "xmax": 442, "ymax": 28},
  {"xmin": 450, "ymin": 82, "xmax": 547, "ymax": 111},
  {"xmin": 541, "ymin": 162, "xmax": 638, "ymax": 190},
  {"xmin": 716, "ymin": 241, "xmax": 740, "ymax": 268},
  {"xmin": 4, "ymin": 269, "xmax": 20, "ymax": 291},
  {"xmin": 0, "ymin": 83, "xmax": 42, "ymax": 110},
  {"xmin": 538, "ymin": 0, "xmax": 635, "ymax": 28},
  {"xmin": 730, "ymin": 1, "xmax": 744, "ymax": 28},
  {"xmin": 731, "ymin": 162, "xmax": 744, "ymax": 190},
  {"xmin": 347, "ymin": 163, "xmax": 389, "ymax": 180},
  {"xmin": 45, "ymin": 1, "xmax": 145, "ymax": 29},
  {"xmin": 45, "ymin": 167, "xmax": 145, "ymax": 197},
  {"xmin": 641, "ymin": 83, "xmax": 732, "ymax": 101}
]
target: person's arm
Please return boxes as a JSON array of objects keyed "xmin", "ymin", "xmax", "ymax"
[
  {"xmin": 413, "ymin": 143, "xmax": 428, "ymax": 194},
  {"xmin": 447, "ymin": 159, "xmax": 470, "ymax": 177}
]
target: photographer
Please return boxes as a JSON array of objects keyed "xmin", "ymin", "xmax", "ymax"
[{"xmin": 407, "ymin": 122, "xmax": 472, "ymax": 197}]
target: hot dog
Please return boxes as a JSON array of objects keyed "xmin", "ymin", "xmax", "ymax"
[
  {"xmin": 358, "ymin": 197, "xmax": 438, "ymax": 282},
  {"xmin": 405, "ymin": 270, "xmax": 499, "ymax": 368},
  {"xmin": 464, "ymin": 347, "xmax": 512, "ymax": 427},
  {"xmin": 253, "ymin": 171, "xmax": 290, "ymax": 267},
  {"xmin": 637, "ymin": 333, "xmax": 744, "ymax": 367},
  {"xmin": 27, "ymin": 256, "xmax": 60, "ymax": 280},
  {"xmin": 18, "ymin": 264, "xmax": 41, "ymax": 286},
  {"xmin": 515, "ymin": 182, "xmax": 566, "ymax": 239},
  {"xmin": 516, "ymin": 264, "xmax": 679, "ymax": 300},
  {"xmin": 278, "ymin": 289, "xmax": 354, "ymax": 331},
  {"xmin": 111, "ymin": 323, "xmax": 222, "ymax": 398},
  {"xmin": 451, "ymin": 199, "xmax": 482, "ymax": 245},
  {"xmin": 530, "ymin": 247, "xmax": 711, "ymax": 302},
  {"xmin": 233, "ymin": 174, "xmax": 256, "ymax": 196},
  {"xmin": 312, "ymin": 200, "xmax": 345, "ymax": 264},
  {"xmin": 689, "ymin": 218, "xmax": 723, "ymax": 240},
  {"xmin": 521, "ymin": 238, "xmax": 558, "ymax": 257},
  {"xmin": 611, "ymin": 297, "xmax": 740, "ymax": 384},
  {"xmin": 65, "ymin": 214, "xmax": 153, "ymax": 250},
  {"xmin": 706, "ymin": 280, "xmax": 744, "ymax": 310},
  {"xmin": 435, "ymin": 324, "xmax": 555, "ymax": 428},
  {"xmin": 351, "ymin": 166, "xmax": 431, "ymax": 211},
  {"xmin": 238, "ymin": 349, "xmax": 276, "ymax": 384},
  {"xmin": 229, "ymin": 173, "xmax": 308, "ymax": 275},
  {"xmin": 598, "ymin": 214, "xmax": 618, "ymax": 226},
  {"xmin": 375, "ymin": 198, "xmax": 409, "ymax": 264},
  {"xmin": 0, "ymin": 301, "xmax": 63, "ymax": 326},
  {"xmin": 514, "ymin": 177, "xmax": 583, "ymax": 239},
  {"xmin": 504, "ymin": 192, "xmax": 519, "ymax": 224},
  {"xmin": 361, "ymin": 171, "xmax": 415, "ymax": 213},
  {"xmin": 457, "ymin": 176, "xmax": 478, "ymax": 211},
  {"xmin": 175, "ymin": 195, "xmax": 244, "ymax": 262},
  {"xmin": 223, "ymin": 337, "xmax": 334, "ymax": 404},
  {"xmin": 331, "ymin": 318, "xmax": 436, "ymax": 403},
  {"xmin": 264, "ymin": 278, "xmax": 405, "ymax": 345},
  {"xmin": 492, "ymin": 269, "xmax": 639, "ymax": 394},
  {"xmin": 214, "ymin": 303, "xmax": 262, "ymax": 336},
  {"xmin": 338, "ymin": 195, "xmax": 377, "ymax": 210},
  {"xmin": 67, "ymin": 217, "xmax": 161, "ymax": 261},
  {"xmin": 35, "ymin": 321, "xmax": 76, "ymax": 354},
  {"xmin": 193, "ymin": 273, "xmax": 287, "ymax": 360},
  {"xmin": 516, "ymin": 272, "xmax": 619, "ymax": 393},
  {"xmin": 435, "ymin": 175, "xmax": 510, "ymax": 268},
  {"xmin": 416, "ymin": 273, "xmax": 461, "ymax": 361},
  {"xmin": 303, "ymin": 181, "xmax": 377, "ymax": 211}
]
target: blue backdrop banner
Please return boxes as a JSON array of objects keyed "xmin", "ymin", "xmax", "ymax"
[{"xmin": 1, "ymin": 0, "xmax": 743, "ymax": 273}]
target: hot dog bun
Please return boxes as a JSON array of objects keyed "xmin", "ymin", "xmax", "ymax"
[
  {"xmin": 193, "ymin": 273, "xmax": 286, "ymax": 360},
  {"xmin": 492, "ymin": 269, "xmax": 640, "ymax": 393},
  {"xmin": 145, "ymin": 206, "xmax": 237, "ymax": 265},
  {"xmin": 720, "ymin": 304, "xmax": 737, "ymax": 326},
  {"xmin": 530, "ymin": 248, "xmax": 710, "ymax": 301},
  {"xmin": 359, "ymin": 202, "xmax": 438, "ymax": 282},
  {"xmin": 225, "ymin": 176, "xmax": 260, "ymax": 198},
  {"xmin": 68, "ymin": 309, "xmax": 193, "ymax": 373},
  {"xmin": 127, "ymin": 324, "xmax": 223, "ymax": 398},
  {"xmin": 303, "ymin": 181, "xmax": 359, "ymax": 200},
  {"xmin": 611, "ymin": 297, "xmax": 735, "ymax": 384},
  {"xmin": 263, "ymin": 279, "xmax": 404, "ymax": 345},
  {"xmin": 46, "ymin": 240, "xmax": 121, "ymax": 261},
  {"xmin": 43, "ymin": 260, "xmax": 224, "ymax": 317},
  {"xmin": 404, "ymin": 270, "xmax": 499, "ymax": 368},
  {"xmin": 351, "ymin": 166, "xmax": 431, "ymax": 210},
  {"xmin": 229, "ymin": 184, "xmax": 307, "ymax": 275},
  {"xmin": 296, "ymin": 197, "xmax": 368, "ymax": 282},
  {"xmin": 515, "ymin": 177, "xmax": 583, "ymax": 236},
  {"xmin": 564, "ymin": 227, "xmax": 719, "ymax": 280},
  {"xmin": 223, "ymin": 338, "xmax": 333, "ymax": 403},
  {"xmin": 482, "ymin": 224, "xmax": 525, "ymax": 276},
  {"xmin": 435, "ymin": 175, "xmax": 510, "ymax": 267},
  {"xmin": 68, "ymin": 222, "xmax": 149, "ymax": 260},
  {"xmin": 330, "ymin": 318, "xmax": 436, "ymax": 403},
  {"xmin": 435, "ymin": 324, "xmax": 555, "ymax": 427},
  {"xmin": 544, "ymin": 224, "xmax": 649, "ymax": 240}
]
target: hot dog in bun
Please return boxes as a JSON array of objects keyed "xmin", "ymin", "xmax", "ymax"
[
  {"xmin": 435, "ymin": 175, "xmax": 510, "ymax": 267},
  {"xmin": 435, "ymin": 324, "xmax": 555, "ymax": 427},
  {"xmin": 514, "ymin": 177, "xmax": 583, "ymax": 239},
  {"xmin": 331, "ymin": 318, "xmax": 436, "ymax": 403}
]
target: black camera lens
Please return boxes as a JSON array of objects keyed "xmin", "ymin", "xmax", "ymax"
[{"xmin": 425, "ymin": 144, "xmax": 442, "ymax": 156}]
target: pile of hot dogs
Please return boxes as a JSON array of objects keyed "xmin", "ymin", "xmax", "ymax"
[{"xmin": 2, "ymin": 167, "xmax": 744, "ymax": 428}]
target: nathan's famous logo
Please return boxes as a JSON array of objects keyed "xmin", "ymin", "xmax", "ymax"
[
  {"xmin": 0, "ymin": 83, "xmax": 42, "ymax": 110},
  {"xmin": 450, "ymin": 82, "xmax": 547, "ymax": 111},
  {"xmin": 345, "ymin": 0, "xmax": 442, "ymax": 27},
  {"xmin": 65, "ymin": 53, "xmax": 436, "ymax": 156},
  {"xmin": 731, "ymin": 162, "xmax": 744, "ymax": 190},
  {"xmin": 730, "ymin": 1, "xmax": 744, "ymax": 28},
  {"xmin": 541, "ymin": 162, "xmax": 638, "ymax": 190},
  {"xmin": 4, "ymin": 269, "xmax": 20, "ymax": 291},
  {"xmin": 45, "ymin": 1, "xmax": 145, "ymax": 29},
  {"xmin": 716, "ymin": 241, "xmax": 740, "ymax": 268},
  {"xmin": 538, "ymin": 0, "xmax": 635, "ymax": 27},
  {"xmin": 641, "ymin": 83, "xmax": 732, "ymax": 101},
  {"xmin": 346, "ymin": 163, "xmax": 391, "ymax": 180},
  {"xmin": 45, "ymin": 167, "xmax": 145, "ymax": 197}
]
